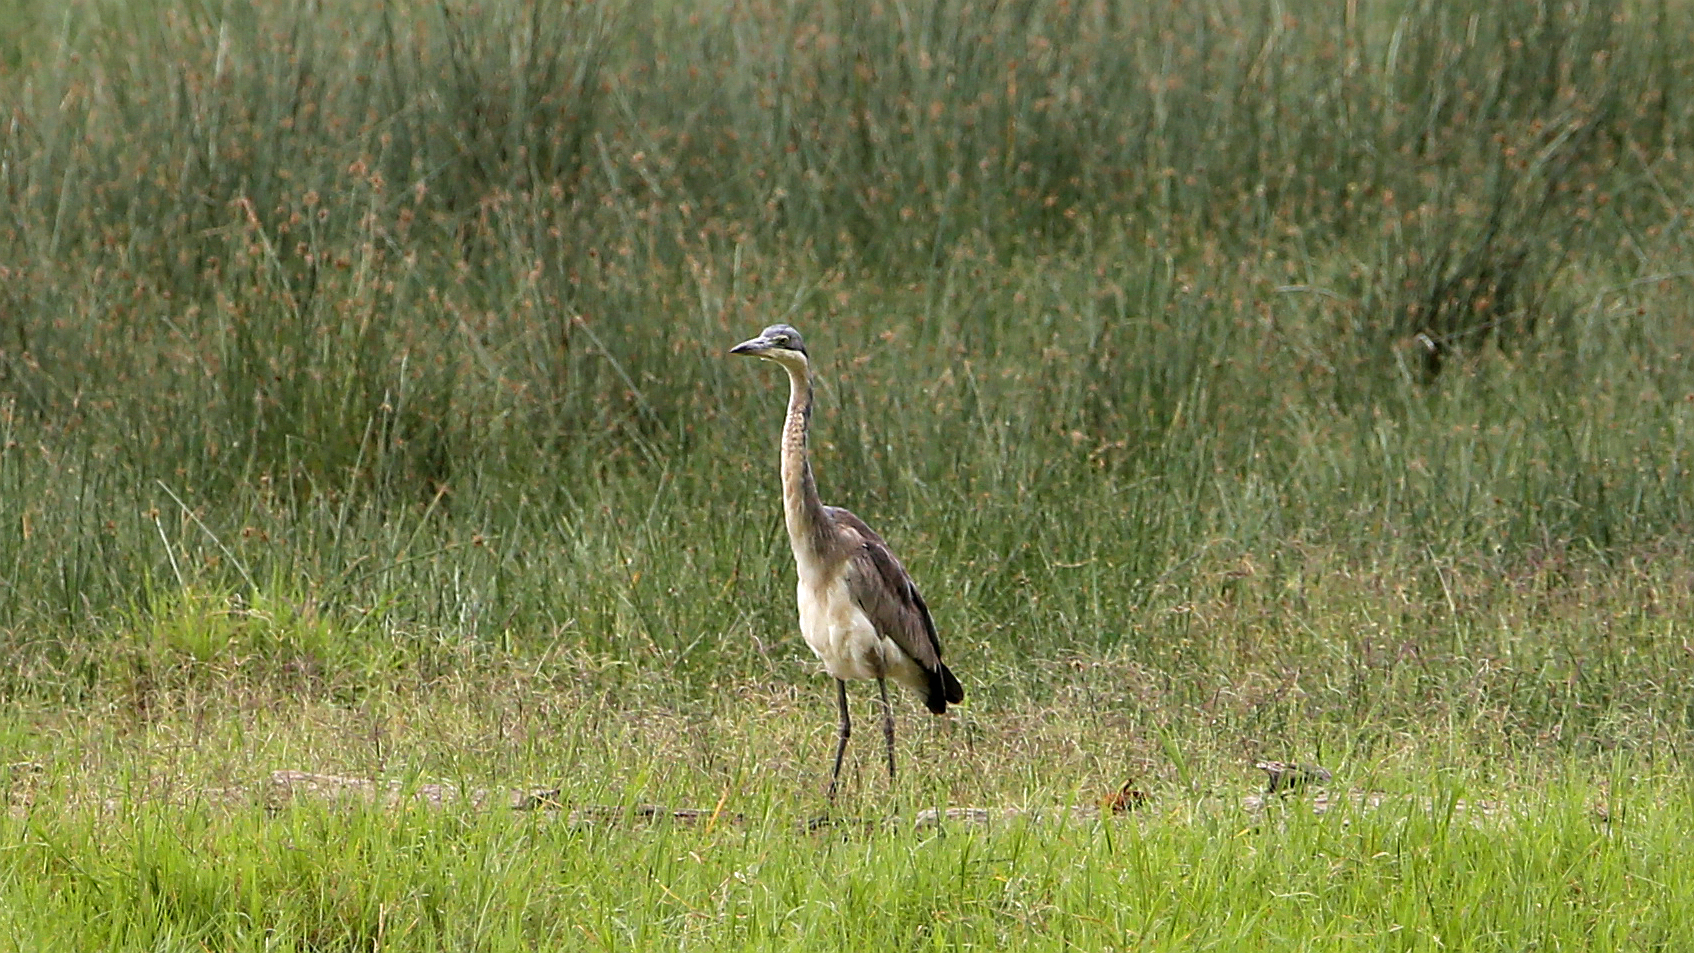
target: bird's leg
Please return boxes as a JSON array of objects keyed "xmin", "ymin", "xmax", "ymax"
[
  {"xmin": 878, "ymin": 677, "xmax": 897, "ymax": 782},
  {"xmin": 827, "ymin": 679, "xmax": 851, "ymax": 801}
]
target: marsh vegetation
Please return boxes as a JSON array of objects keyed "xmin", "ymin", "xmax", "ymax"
[{"xmin": 2, "ymin": 0, "xmax": 1693, "ymax": 947}]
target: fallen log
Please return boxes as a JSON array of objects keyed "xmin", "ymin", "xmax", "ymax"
[{"xmin": 263, "ymin": 770, "xmax": 1513, "ymax": 829}]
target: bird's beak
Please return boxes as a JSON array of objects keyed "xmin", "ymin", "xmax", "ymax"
[{"xmin": 729, "ymin": 336, "xmax": 773, "ymax": 357}]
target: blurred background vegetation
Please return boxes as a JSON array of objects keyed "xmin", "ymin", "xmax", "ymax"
[{"xmin": 2, "ymin": 0, "xmax": 1693, "ymax": 753}]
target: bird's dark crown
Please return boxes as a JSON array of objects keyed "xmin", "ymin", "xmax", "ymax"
[{"xmin": 756, "ymin": 324, "xmax": 806, "ymax": 354}]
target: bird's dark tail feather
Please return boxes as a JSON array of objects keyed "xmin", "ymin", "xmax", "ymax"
[{"xmin": 924, "ymin": 663, "xmax": 965, "ymax": 714}]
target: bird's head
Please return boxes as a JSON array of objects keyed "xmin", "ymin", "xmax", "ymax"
[{"xmin": 729, "ymin": 324, "xmax": 809, "ymax": 368}]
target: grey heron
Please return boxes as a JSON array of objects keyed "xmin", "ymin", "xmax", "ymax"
[{"xmin": 730, "ymin": 324, "xmax": 964, "ymax": 798}]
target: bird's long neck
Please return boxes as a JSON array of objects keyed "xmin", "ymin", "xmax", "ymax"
[{"xmin": 779, "ymin": 359, "xmax": 832, "ymax": 567}]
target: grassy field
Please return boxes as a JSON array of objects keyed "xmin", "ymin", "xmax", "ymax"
[{"xmin": 4, "ymin": 0, "xmax": 1694, "ymax": 947}]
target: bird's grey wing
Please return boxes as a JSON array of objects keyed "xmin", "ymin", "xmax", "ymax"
[{"xmin": 829, "ymin": 508, "xmax": 945, "ymax": 672}]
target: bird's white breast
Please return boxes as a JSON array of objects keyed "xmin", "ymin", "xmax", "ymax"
[{"xmin": 794, "ymin": 564, "xmax": 918, "ymax": 685}]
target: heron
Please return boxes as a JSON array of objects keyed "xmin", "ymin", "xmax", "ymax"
[{"xmin": 730, "ymin": 324, "xmax": 963, "ymax": 798}]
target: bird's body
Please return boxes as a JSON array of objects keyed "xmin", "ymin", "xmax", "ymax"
[
  {"xmin": 731, "ymin": 323, "xmax": 961, "ymax": 796},
  {"xmin": 795, "ymin": 506, "xmax": 930, "ymax": 695}
]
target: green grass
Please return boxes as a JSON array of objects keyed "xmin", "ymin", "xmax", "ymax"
[
  {"xmin": 3, "ymin": 0, "xmax": 1694, "ymax": 947},
  {"xmin": 1, "ymin": 665, "xmax": 1692, "ymax": 950}
]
